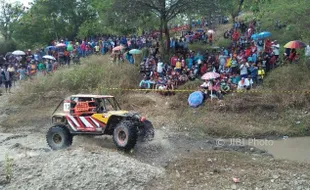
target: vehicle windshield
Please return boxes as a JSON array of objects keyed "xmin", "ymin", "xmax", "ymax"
[{"xmin": 96, "ymin": 97, "xmax": 121, "ymax": 113}]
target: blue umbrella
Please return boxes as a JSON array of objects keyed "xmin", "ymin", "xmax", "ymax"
[
  {"xmin": 188, "ymin": 91, "xmax": 204, "ymax": 108},
  {"xmin": 258, "ymin": 31, "xmax": 271, "ymax": 39},
  {"xmin": 45, "ymin": 46, "xmax": 56, "ymax": 50},
  {"xmin": 251, "ymin": 34, "xmax": 259, "ymax": 40}
]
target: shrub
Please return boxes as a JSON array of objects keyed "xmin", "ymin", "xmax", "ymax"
[{"xmin": 10, "ymin": 56, "xmax": 140, "ymax": 105}]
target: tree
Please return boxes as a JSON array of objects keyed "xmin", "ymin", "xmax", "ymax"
[
  {"xmin": 0, "ymin": 0, "xmax": 26, "ymax": 41},
  {"xmin": 217, "ymin": 0, "xmax": 245, "ymax": 22},
  {"xmin": 106, "ymin": 0, "xmax": 212, "ymax": 56},
  {"xmin": 12, "ymin": 0, "xmax": 98, "ymax": 48}
]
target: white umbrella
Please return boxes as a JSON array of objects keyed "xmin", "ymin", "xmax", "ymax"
[
  {"xmin": 56, "ymin": 43, "xmax": 66, "ymax": 47},
  {"xmin": 12, "ymin": 50, "xmax": 26, "ymax": 56},
  {"xmin": 207, "ymin": 30, "xmax": 215, "ymax": 34},
  {"xmin": 43, "ymin": 55, "xmax": 56, "ymax": 60}
]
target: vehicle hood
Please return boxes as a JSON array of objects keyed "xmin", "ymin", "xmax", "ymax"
[{"xmin": 107, "ymin": 110, "xmax": 130, "ymax": 116}]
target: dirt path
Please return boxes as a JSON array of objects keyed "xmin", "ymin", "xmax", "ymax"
[{"xmin": 1, "ymin": 89, "xmax": 310, "ymax": 189}]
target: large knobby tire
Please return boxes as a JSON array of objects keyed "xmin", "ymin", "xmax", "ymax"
[
  {"xmin": 113, "ymin": 120, "xmax": 138, "ymax": 151},
  {"xmin": 46, "ymin": 125, "xmax": 73, "ymax": 150},
  {"xmin": 138, "ymin": 120, "xmax": 155, "ymax": 142}
]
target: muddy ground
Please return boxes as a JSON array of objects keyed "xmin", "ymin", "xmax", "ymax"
[{"xmin": 1, "ymin": 91, "xmax": 310, "ymax": 190}]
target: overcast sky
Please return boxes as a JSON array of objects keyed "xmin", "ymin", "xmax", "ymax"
[{"xmin": 8, "ymin": 0, "xmax": 32, "ymax": 6}]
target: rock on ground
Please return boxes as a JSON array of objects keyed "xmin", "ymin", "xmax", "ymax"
[{"xmin": 0, "ymin": 148, "xmax": 164, "ymax": 190}]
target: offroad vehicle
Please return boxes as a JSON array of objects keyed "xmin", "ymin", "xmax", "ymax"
[{"xmin": 47, "ymin": 94, "xmax": 154, "ymax": 151}]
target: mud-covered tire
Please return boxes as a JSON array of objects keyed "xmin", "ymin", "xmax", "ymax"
[
  {"xmin": 113, "ymin": 120, "xmax": 138, "ymax": 151},
  {"xmin": 46, "ymin": 125, "xmax": 73, "ymax": 150},
  {"xmin": 139, "ymin": 120, "xmax": 155, "ymax": 141}
]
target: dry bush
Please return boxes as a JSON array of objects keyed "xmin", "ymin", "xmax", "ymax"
[{"xmin": 9, "ymin": 56, "xmax": 140, "ymax": 106}]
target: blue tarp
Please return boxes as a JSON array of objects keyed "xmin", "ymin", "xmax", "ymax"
[{"xmin": 188, "ymin": 91, "xmax": 204, "ymax": 107}]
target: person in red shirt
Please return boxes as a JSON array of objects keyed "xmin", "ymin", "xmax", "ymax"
[
  {"xmin": 232, "ymin": 30, "xmax": 240, "ymax": 42},
  {"xmin": 200, "ymin": 63, "xmax": 207, "ymax": 75},
  {"xmin": 209, "ymin": 34, "xmax": 213, "ymax": 45},
  {"xmin": 269, "ymin": 55, "xmax": 277, "ymax": 69},
  {"xmin": 265, "ymin": 39, "xmax": 272, "ymax": 53},
  {"xmin": 245, "ymin": 47, "xmax": 251, "ymax": 58},
  {"xmin": 170, "ymin": 54, "xmax": 178, "ymax": 67}
]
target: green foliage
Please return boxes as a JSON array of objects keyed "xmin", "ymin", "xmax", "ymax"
[
  {"xmin": 0, "ymin": 0, "xmax": 25, "ymax": 41},
  {"xmin": 0, "ymin": 40, "xmax": 16, "ymax": 54},
  {"xmin": 246, "ymin": 0, "xmax": 310, "ymax": 44},
  {"xmin": 188, "ymin": 43, "xmax": 208, "ymax": 53},
  {"xmin": 10, "ymin": 0, "xmax": 97, "ymax": 48}
]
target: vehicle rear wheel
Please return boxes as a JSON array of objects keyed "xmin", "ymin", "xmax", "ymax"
[
  {"xmin": 46, "ymin": 125, "xmax": 73, "ymax": 150},
  {"xmin": 113, "ymin": 120, "xmax": 138, "ymax": 151}
]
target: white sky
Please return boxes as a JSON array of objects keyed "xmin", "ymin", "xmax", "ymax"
[{"xmin": 8, "ymin": 0, "xmax": 32, "ymax": 6}]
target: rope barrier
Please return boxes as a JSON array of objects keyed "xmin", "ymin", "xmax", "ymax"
[{"xmin": 9, "ymin": 87, "xmax": 310, "ymax": 95}]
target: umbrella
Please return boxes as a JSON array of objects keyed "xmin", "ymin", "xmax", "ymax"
[
  {"xmin": 113, "ymin": 46, "xmax": 125, "ymax": 51},
  {"xmin": 201, "ymin": 72, "xmax": 220, "ymax": 80},
  {"xmin": 284, "ymin": 40, "xmax": 306, "ymax": 49},
  {"xmin": 207, "ymin": 30, "xmax": 215, "ymax": 34},
  {"xmin": 251, "ymin": 34, "xmax": 259, "ymax": 40},
  {"xmin": 43, "ymin": 55, "xmax": 56, "ymax": 60},
  {"xmin": 257, "ymin": 31, "xmax": 271, "ymax": 39},
  {"xmin": 129, "ymin": 49, "xmax": 142, "ymax": 54},
  {"xmin": 188, "ymin": 91, "xmax": 204, "ymax": 108},
  {"xmin": 45, "ymin": 46, "xmax": 56, "ymax": 51},
  {"xmin": 12, "ymin": 50, "xmax": 26, "ymax": 56},
  {"xmin": 56, "ymin": 43, "xmax": 66, "ymax": 47}
]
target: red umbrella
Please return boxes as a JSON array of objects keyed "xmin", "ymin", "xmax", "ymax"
[{"xmin": 284, "ymin": 40, "xmax": 306, "ymax": 49}]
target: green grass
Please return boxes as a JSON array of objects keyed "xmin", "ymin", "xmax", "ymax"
[{"xmin": 253, "ymin": 0, "xmax": 310, "ymax": 44}]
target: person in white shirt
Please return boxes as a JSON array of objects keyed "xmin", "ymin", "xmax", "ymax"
[
  {"xmin": 305, "ymin": 44, "xmax": 310, "ymax": 57},
  {"xmin": 237, "ymin": 77, "xmax": 252, "ymax": 90},
  {"xmin": 245, "ymin": 75, "xmax": 253, "ymax": 89},
  {"xmin": 239, "ymin": 61, "xmax": 249, "ymax": 78},
  {"xmin": 272, "ymin": 41, "xmax": 280, "ymax": 60},
  {"xmin": 200, "ymin": 80, "xmax": 210, "ymax": 89},
  {"xmin": 157, "ymin": 60, "xmax": 164, "ymax": 77}
]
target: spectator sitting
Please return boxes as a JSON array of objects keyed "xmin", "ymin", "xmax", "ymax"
[
  {"xmin": 139, "ymin": 76, "xmax": 151, "ymax": 89},
  {"xmin": 245, "ymin": 75, "xmax": 254, "ymax": 89},
  {"xmin": 237, "ymin": 77, "xmax": 251, "ymax": 90}
]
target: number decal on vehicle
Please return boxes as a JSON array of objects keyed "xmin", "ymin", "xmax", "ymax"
[{"xmin": 64, "ymin": 103, "xmax": 70, "ymax": 112}]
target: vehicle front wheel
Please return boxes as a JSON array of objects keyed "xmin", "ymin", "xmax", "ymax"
[
  {"xmin": 46, "ymin": 125, "xmax": 73, "ymax": 150},
  {"xmin": 113, "ymin": 120, "xmax": 138, "ymax": 151}
]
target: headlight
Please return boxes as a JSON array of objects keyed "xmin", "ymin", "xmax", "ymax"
[{"xmin": 140, "ymin": 117, "xmax": 146, "ymax": 122}]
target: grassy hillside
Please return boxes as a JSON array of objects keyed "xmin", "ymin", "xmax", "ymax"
[
  {"xmin": 253, "ymin": 0, "xmax": 310, "ymax": 44},
  {"xmin": 4, "ymin": 55, "xmax": 310, "ymax": 138}
]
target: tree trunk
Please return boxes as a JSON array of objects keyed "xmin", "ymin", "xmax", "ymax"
[
  {"xmin": 163, "ymin": 19, "xmax": 170, "ymax": 56},
  {"xmin": 159, "ymin": 18, "xmax": 165, "ymax": 59}
]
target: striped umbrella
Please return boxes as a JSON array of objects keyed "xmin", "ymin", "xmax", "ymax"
[{"xmin": 284, "ymin": 40, "xmax": 306, "ymax": 49}]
